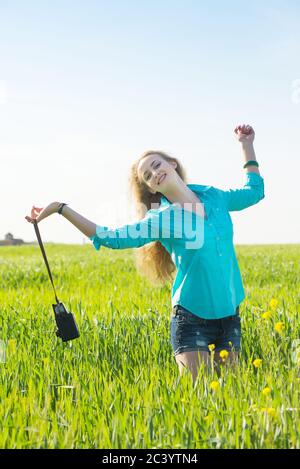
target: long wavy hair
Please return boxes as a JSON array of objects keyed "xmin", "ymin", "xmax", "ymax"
[{"xmin": 128, "ymin": 150, "xmax": 187, "ymax": 287}]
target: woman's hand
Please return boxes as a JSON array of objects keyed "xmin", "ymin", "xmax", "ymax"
[
  {"xmin": 234, "ymin": 124, "xmax": 255, "ymax": 144},
  {"xmin": 25, "ymin": 202, "xmax": 60, "ymax": 224}
]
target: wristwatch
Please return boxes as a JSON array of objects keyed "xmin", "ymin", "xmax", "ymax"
[{"xmin": 58, "ymin": 203, "xmax": 68, "ymax": 215}]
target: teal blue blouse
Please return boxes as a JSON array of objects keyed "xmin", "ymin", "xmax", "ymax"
[{"xmin": 89, "ymin": 172, "xmax": 265, "ymax": 319}]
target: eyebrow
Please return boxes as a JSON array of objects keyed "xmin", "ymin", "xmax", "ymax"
[{"xmin": 143, "ymin": 159, "xmax": 157, "ymax": 179}]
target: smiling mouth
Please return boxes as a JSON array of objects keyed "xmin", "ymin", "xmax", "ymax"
[{"xmin": 158, "ymin": 174, "xmax": 166, "ymax": 185}]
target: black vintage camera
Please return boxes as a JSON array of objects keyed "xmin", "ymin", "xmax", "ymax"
[
  {"xmin": 33, "ymin": 219, "xmax": 80, "ymax": 343},
  {"xmin": 52, "ymin": 302, "xmax": 80, "ymax": 342}
]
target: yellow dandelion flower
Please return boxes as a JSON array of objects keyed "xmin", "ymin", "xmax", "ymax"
[
  {"xmin": 261, "ymin": 387, "xmax": 272, "ymax": 396},
  {"xmin": 219, "ymin": 350, "xmax": 229, "ymax": 361},
  {"xmin": 261, "ymin": 407, "xmax": 276, "ymax": 417},
  {"xmin": 210, "ymin": 380, "xmax": 220, "ymax": 391},
  {"xmin": 262, "ymin": 311, "xmax": 272, "ymax": 320},
  {"xmin": 275, "ymin": 321, "xmax": 284, "ymax": 334},
  {"xmin": 269, "ymin": 298, "xmax": 279, "ymax": 310},
  {"xmin": 253, "ymin": 358, "xmax": 263, "ymax": 368},
  {"xmin": 208, "ymin": 344, "xmax": 215, "ymax": 352}
]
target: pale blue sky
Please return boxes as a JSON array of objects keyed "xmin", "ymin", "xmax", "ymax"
[{"xmin": 0, "ymin": 0, "xmax": 299, "ymax": 245}]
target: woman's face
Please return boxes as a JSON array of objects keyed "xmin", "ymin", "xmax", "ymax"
[{"xmin": 137, "ymin": 154, "xmax": 177, "ymax": 194}]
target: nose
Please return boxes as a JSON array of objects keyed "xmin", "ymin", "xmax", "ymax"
[
  {"xmin": 153, "ymin": 170, "xmax": 161, "ymax": 184},
  {"xmin": 150, "ymin": 168, "xmax": 158, "ymax": 180}
]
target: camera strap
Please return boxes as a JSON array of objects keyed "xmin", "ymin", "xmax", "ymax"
[{"xmin": 33, "ymin": 220, "xmax": 59, "ymax": 304}]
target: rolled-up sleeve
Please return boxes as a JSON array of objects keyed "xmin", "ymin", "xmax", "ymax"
[
  {"xmin": 89, "ymin": 206, "xmax": 183, "ymax": 251},
  {"xmin": 217, "ymin": 172, "xmax": 265, "ymax": 211}
]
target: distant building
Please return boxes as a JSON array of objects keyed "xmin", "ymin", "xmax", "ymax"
[{"xmin": 0, "ymin": 233, "xmax": 26, "ymax": 246}]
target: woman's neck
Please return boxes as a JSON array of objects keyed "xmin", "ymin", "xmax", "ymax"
[
  {"xmin": 161, "ymin": 178, "xmax": 206, "ymax": 219},
  {"xmin": 162, "ymin": 178, "xmax": 201, "ymax": 206}
]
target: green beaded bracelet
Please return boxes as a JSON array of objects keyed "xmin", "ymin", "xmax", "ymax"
[{"xmin": 243, "ymin": 160, "xmax": 259, "ymax": 168}]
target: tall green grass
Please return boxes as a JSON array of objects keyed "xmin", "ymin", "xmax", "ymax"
[{"xmin": 0, "ymin": 244, "xmax": 299, "ymax": 448}]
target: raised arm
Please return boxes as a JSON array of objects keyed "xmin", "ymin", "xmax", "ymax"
[
  {"xmin": 216, "ymin": 124, "xmax": 265, "ymax": 211},
  {"xmin": 234, "ymin": 124, "xmax": 260, "ymax": 175}
]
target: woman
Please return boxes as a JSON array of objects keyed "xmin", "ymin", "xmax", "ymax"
[{"xmin": 25, "ymin": 124, "xmax": 265, "ymax": 384}]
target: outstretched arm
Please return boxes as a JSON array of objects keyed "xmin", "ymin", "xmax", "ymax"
[
  {"xmin": 25, "ymin": 203, "xmax": 180, "ymax": 250},
  {"xmin": 25, "ymin": 202, "xmax": 97, "ymax": 238},
  {"xmin": 59, "ymin": 205, "xmax": 97, "ymax": 238}
]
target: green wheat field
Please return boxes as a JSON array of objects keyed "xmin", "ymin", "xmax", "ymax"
[{"xmin": 0, "ymin": 243, "xmax": 299, "ymax": 449}]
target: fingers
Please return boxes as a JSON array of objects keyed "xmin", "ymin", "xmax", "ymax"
[
  {"xmin": 235, "ymin": 124, "xmax": 247, "ymax": 133},
  {"xmin": 30, "ymin": 206, "xmax": 43, "ymax": 218},
  {"xmin": 27, "ymin": 205, "xmax": 44, "ymax": 224},
  {"xmin": 31, "ymin": 207, "xmax": 39, "ymax": 217},
  {"xmin": 234, "ymin": 124, "xmax": 254, "ymax": 135},
  {"xmin": 26, "ymin": 212, "xmax": 41, "ymax": 224}
]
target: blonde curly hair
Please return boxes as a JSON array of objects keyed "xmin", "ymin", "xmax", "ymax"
[{"xmin": 128, "ymin": 150, "xmax": 187, "ymax": 286}]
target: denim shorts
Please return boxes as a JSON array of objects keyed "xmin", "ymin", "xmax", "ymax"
[{"xmin": 170, "ymin": 304, "xmax": 241, "ymax": 357}]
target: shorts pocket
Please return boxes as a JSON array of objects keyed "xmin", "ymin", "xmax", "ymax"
[{"xmin": 172, "ymin": 306, "xmax": 207, "ymax": 325}]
